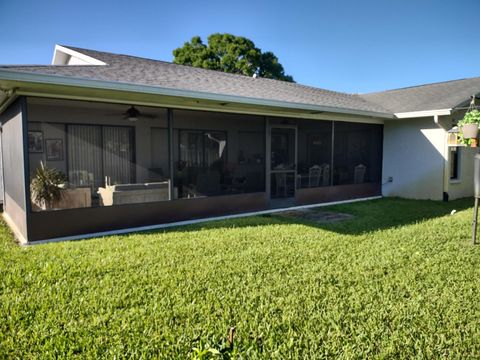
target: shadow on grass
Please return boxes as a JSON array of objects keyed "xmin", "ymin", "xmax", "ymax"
[{"xmin": 153, "ymin": 197, "xmax": 474, "ymax": 236}]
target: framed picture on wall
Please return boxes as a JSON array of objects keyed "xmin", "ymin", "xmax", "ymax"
[
  {"xmin": 28, "ymin": 131, "xmax": 44, "ymax": 153},
  {"xmin": 45, "ymin": 139, "xmax": 64, "ymax": 161}
]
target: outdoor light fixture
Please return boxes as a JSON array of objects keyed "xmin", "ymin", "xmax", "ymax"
[{"xmin": 447, "ymin": 126, "xmax": 459, "ymax": 146}]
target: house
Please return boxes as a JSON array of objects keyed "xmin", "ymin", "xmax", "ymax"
[{"xmin": 0, "ymin": 45, "xmax": 476, "ymax": 243}]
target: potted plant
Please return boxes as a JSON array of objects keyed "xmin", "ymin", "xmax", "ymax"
[
  {"xmin": 458, "ymin": 109, "xmax": 480, "ymax": 143},
  {"xmin": 30, "ymin": 162, "xmax": 67, "ymax": 210}
]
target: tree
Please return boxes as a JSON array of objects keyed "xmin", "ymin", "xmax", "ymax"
[{"xmin": 173, "ymin": 33, "xmax": 294, "ymax": 82}]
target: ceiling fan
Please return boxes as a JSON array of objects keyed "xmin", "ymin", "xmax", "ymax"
[
  {"xmin": 105, "ymin": 105, "xmax": 157, "ymax": 122},
  {"xmin": 123, "ymin": 105, "xmax": 157, "ymax": 121}
]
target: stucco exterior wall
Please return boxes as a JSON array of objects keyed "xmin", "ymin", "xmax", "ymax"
[{"xmin": 382, "ymin": 117, "xmax": 446, "ymax": 200}]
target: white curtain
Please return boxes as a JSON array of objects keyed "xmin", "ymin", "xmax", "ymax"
[
  {"xmin": 68, "ymin": 125, "xmax": 103, "ymax": 189},
  {"xmin": 103, "ymin": 127, "xmax": 133, "ymax": 185},
  {"xmin": 68, "ymin": 125, "xmax": 133, "ymax": 188}
]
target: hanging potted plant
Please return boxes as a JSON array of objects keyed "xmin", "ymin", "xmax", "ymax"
[
  {"xmin": 458, "ymin": 96, "xmax": 480, "ymax": 146},
  {"xmin": 30, "ymin": 162, "xmax": 67, "ymax": 210},
  {"xmin": 458, "ymin": 109, "xmax": 480, "ymax": 139}
]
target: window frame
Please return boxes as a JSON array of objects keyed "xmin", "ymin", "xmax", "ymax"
[
  {"xmin": 177, "ymin": 128, "xmax": 228, "ymax": 168},
  {"xmin": 449, "ymin": 146, "xmax": 461, "ymax": 183}
]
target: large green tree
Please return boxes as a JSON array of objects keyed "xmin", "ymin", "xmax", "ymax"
[{"xmin": 173, "ymin": 33, "xmax": 294, "ymax": 82}]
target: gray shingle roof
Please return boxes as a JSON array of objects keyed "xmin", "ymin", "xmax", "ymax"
[
  {"xmin": 0, "ymin": 46, "xmax": 391, "ymax": 115},
  {"xmin": 2, "ymin": 45, "xmax": 480, "ymax": 116},
  {"xmin": 359, "ymin": 77, "xmax": 480, "ymax": 113}
]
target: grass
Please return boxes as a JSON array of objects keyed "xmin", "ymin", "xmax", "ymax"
[{"xmin": 1, "ymin": 197, "xmax": 480, "ymax": 358}]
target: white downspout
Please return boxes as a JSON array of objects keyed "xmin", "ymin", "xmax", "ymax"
[{"xmin": 434, "ymin": 114, "xmax": 449, "ymax": 200}]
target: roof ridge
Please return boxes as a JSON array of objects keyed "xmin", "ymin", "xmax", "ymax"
[
  {"xmin": 362, "ymin": 76, "xmax": 480, "ymax": 95},
  {"xmin": 0, "ymin": 45, "xmax": 398, "ymax": 115}
]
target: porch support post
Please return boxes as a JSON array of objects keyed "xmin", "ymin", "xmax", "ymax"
[
  {"xmin": 265, "ymin": 116, "xmax": 270, "ymax": 203},
  {"xmin": 330, "ymin": 121, "xmax": 335, "ymax": 186},
  {"xmin": 167, "ymin": 108, "xmax": 174, "ymax": 200}
]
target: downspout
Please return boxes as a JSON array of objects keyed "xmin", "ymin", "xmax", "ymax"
[{"xmin": 434, "ymin": 114, "xmax": 449, "ymax": 201}]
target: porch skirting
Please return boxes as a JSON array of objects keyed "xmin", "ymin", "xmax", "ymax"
[
  {"xmin": 28, "ymin": 192, "xmax": 268, "ymax": 242},
  {"xmin": 295, "ymin": 183, "xmax": 381, "ymax": 205},
  {"xmin": 26, "ymin": 182, "xmax": 381, "ymax": 242}
]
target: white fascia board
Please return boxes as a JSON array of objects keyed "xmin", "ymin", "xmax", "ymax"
[
  {"xmin": 51, "ymin": 44, "xmax": 107, "ymax": 65},
  {"xmin": 0, "ymin": 69, "xmax": 394, "ymax": 119},
  {"xmin": 394, "ymin": 109, "xmax": 452, "ymax": 119}
]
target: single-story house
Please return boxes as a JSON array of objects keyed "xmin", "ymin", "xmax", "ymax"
[{"xmin": 0, "ymin": 45, "xmax": 477, "ymax": 243}]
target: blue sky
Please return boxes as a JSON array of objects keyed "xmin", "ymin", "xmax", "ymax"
[{"xmin": 0, "ymin": 0, "xmax": 479, "ymax": 93}]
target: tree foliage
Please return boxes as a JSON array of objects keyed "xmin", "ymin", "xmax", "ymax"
[{"xmin": 173, "ymin": 33, "xmax": 294, "ymax": 82}]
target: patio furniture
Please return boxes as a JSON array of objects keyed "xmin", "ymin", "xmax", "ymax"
[
  {"xmin": 98, "ymin": 180, "xmax": 170, "ymax": 206},
  {"xmin": 308, "ymin": 165, "xmax": 321, "ymax": 187},
  {"xmin": 354, "ymin": 164, "xmax": 366, "ymax": 184},
  {"xmin": 321, "ymin": 164, "xmax": 330, "ymax": 186},
  {"xmin": 196, "ymin": 172, "xmax": 221, "ymax": 196},
  {"xmin": 275, "ymin": 172, "xmax": 288, "ymax": 197}
]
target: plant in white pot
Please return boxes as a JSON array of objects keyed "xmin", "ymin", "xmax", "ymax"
[
  {"xmin": 30, "ymin": 162, "xmax": 67, "ymax": 210},
  {"xmin": 458, "ymin": 109, "xmax": 480, "ymax": 146}
]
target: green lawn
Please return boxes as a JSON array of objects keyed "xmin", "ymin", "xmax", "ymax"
[{"xmin": 1, "ymin": 198, "xmax": 480, "ymax": 359}]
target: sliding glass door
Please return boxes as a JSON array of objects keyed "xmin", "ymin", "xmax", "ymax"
[
  {"xmin": 103, "ymin": 126, "xmax": 135, "ymax": 185},
  {"xmin": 67, "ymin": 125, "xmax": 134, "ymax": 190},
  {"xmin": 178, "ymin": 129, "xmax": 227, "ymax": 197},
  {"xmin": 67, "ymin": 125, "xmax": 103, "ymax": 190}
]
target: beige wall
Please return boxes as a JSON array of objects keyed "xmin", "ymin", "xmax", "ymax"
[
  {"xmin": 382, "ymin": 117, "xmax": 446, "ymax": 200},
  {"xmin": 441, "ymin": 110, "xmax": 475, "ymax": 200},
  {"xmin": 448, "ymin": 146, "xmax": 476, "ymax": 199},
  {"xmin": 383, "ymin": 112, "xmax": 475, "ymax": 201}
]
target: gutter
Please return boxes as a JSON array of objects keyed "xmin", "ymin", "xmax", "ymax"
[
  {"xmin": 0, "ymin": 69, "xmax": 394, "ymax": 119},
  {"xmin": 394, "ymin": 108, "xmax": 452, "ymax": 119}
]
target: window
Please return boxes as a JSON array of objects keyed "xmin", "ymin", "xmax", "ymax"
[
  {"xmin": 67, "ymin": 125, "xmax": 135, "ymax": 189},
  {"xmin": 449, "ymin": 147, "xmax": 461, "ymax": 181},
  {"xmin": 27, "ymin": 99, "xmax": 175, "ymax": 212},
  {"xmin": 172, "ymin": 109, "xmax": 266, "ymax": 198}
]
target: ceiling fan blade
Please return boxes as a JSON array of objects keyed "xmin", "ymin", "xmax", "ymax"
[
  {"xmin": 141, "ymin": 113, "xmax": 157, "ymax": 119},
  {"xmin": 102, "ymin": 106, "xmax": 157, "ymax": 120}
]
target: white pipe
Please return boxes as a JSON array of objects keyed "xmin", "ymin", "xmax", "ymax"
[{"xmin": 434, "ymin": 114, "xmax": 449, "ymax": 199}]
